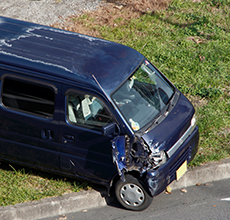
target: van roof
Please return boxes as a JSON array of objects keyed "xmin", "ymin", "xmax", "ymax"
[{"xmin": 0, "ymin": 16, "xmax": 144, "ymax": 96}]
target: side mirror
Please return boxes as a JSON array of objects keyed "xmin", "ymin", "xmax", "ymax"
[{"xmin": 102, "ymin": 123, "xmax": 120, "ymax": 136}]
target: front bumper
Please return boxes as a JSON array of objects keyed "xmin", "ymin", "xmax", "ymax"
[{"xmin": 145, "ymin": 125, "xmax": 199, "ymax": 197}]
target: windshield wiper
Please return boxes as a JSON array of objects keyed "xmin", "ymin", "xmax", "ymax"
[
  {"xmin": 143, "ymin": 92, "xmax": 175, "ymax": 134},
  {"xmin": 144, "ymin": 113, "xmax": 163, "ymax": 134},
  {"xmin": 164, "ymin": 98, "xmax": 172, "ymax": 116}
]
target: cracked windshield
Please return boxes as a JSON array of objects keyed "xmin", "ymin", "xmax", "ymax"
[{"xmin": 112, "ymin": 60, "xmax": 174, "ymax": 131}]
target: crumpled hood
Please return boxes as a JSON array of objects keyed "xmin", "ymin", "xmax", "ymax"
[{"xmin": 142, "ymin": 93, "xmax": 195, "ymax": 154}]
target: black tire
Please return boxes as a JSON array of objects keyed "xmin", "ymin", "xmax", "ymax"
[{"xmin": 115, "ymin": 174, "xmax": 153, "ymax": 211}]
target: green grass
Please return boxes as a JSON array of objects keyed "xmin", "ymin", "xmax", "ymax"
[
  {"xmin": 0, "ymin": 163, "xmax": 89, "ymax": 206},
  {"xmin": 0, "ymin": 0, "xmax": 229, "ymax": 206}
]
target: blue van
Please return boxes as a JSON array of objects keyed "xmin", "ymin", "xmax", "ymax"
[{"xmin": 0, "ymin": 16, "xmax": 199, "ymax": 210}]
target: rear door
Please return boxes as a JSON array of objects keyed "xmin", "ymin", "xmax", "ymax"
[
  {"xmin": 0, "ymin": 73, "xmax": 61, "ymax": 171},
  {"xmin": 59, "ymin": 86, "xmax": 118, "ymax": 182}
]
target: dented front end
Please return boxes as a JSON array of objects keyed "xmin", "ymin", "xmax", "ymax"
[
  {"xmin": 111, "ymin": 134, "xmax": 168, "ymax": 195},
  {"xmin": 112, "ymin": 135, "xmax": 167, "ymax": 178},
  {"xmin": 111, "ymin": 106, "xmax": 199, "ymax": 197},
  {"xmin": 111, "ymin": 59, "xmax": 199, "ymax": 197},
  {"xmin": 112, "ymin": 136, "xmax": 167, "ymax": 178}
]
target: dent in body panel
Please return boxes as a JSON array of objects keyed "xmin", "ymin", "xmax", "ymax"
[
  {"xmin": 111, "ymin": 135, "xmax": 128, "ymax": 182},
  {"xmin": 147, "ymin": 177, "xmax": 159, "ymax": 196},
  {"xmin": 112, "ymin": 135, "xmax": 166, "ymax": 183}
]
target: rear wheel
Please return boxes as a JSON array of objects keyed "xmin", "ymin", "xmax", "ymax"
[{"xmin": 115, "ymin": 174, "xmax": 153, "ymax": 211}]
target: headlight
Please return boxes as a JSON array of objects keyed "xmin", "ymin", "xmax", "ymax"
[
  {"xmin": 149, "ymin": 150, "xmax": 167, "ymax": 169},
  {"xmin": 191, "ymin": 114, "xmax": 196, "ymax": 127}
]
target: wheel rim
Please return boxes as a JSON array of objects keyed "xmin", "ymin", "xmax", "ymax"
[{"xmin": 120, "ymin": 183, "xmax": 145, "ymax": 207}]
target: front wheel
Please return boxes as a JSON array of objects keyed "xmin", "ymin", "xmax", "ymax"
[{"xmin": 115, "ymin": 174, "xmax": 153, "ymax": 211}]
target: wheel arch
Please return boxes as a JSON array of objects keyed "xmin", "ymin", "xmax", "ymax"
[{"xmin": 108, "ymin": 171, "xmax": 149, "ymax": 196}]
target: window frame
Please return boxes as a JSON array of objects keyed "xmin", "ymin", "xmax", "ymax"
[
  {"xmin": 1, "ymin": 74, "xmax": 57, "ymax": 119},
  {"xmin": 65, "ymin": 89, "xmax": 116, "ymax": 131}
]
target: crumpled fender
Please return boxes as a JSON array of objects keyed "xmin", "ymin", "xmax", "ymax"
[
  {"xmin": 111, "ymin": 135, "xmax": 166, "ymax": 183},
  {"xmin": 111, "ymin": 135, "xmax": 127, "ymax": 182}
]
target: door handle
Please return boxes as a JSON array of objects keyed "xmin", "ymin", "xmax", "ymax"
[
  {"xmin": 41, "ymin": 129, "xmax": 53, "ymax": 140},
  {"xmin": 63, "ymin": 134, "xmax": 75, "ymax": 143}
]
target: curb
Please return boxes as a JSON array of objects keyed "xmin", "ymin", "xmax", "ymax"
[
  {"xmin": 170, "ymin": 157, "xmax": 230, "ymax": 190},
  {"xmin": 1, "ymin": 158, "xmax": 230, "ymax": 220},
  {"xmin": 0, "ymin": 188, "xmax": 111, "ymax": 220}
]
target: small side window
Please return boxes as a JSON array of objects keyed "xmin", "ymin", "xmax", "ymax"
[
  {"xmin": 67, "ymin": 92, "xmax": 113, "ymax": 130},
  {"xmin": 2, "ymin": 78, "xmax": 55, "ymax": 118}
]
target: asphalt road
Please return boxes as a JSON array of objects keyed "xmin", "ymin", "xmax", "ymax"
[{"xmin": 39, "ymin": 178, "xmax": 230, "ymax": 220}]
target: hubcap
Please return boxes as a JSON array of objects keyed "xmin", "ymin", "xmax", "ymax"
[{"xmin": 120, "ymin": 183, "xmax": 145, "ymax": 207}]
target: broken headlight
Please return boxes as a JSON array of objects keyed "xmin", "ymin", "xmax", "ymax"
[{"xmin": 149, "ymin": 150, "xmax": 167, "ymax": 169}]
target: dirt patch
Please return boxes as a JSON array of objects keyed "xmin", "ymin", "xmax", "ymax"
[
  {"xmin": 52, "ymin": 0, "xmax": 170, "ymax": 37},
  {"xmin": 187, "ymin": 95, "xmax": 209, "ymax": 110}
]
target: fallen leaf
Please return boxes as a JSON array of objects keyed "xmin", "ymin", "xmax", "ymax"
[
  {"xmin": 58, "ymin": 215, "xmax": 67, "ymax": 220},
  {"xmin": 199, "ymin": 55, "xmax": 205, "ymax": 61},
  {"xmin": 196, "ymin": 183, "xmax": 202, "ymax": 186},
  {"xmin": 115, "ymin": 5, "xmax": 123, "ymax": 10},
  {"xmin": 188, "ymin": 37, "xmax": 203, "ymax": 44},
  {"xmin": 204, "ymin": 183, "xmax": 212, "ymax": 186},
  {"xmin": 165, "ymin": 186, "xmax": 172, "ymax": 194},
  {"xmin": 181, "ymin": 188, "xmax": 187, "ymax": 193}
]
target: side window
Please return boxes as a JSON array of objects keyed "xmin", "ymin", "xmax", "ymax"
[
  {"xmin": 67, "ymin": 92, "xmax": 113, "ymax": 130},
  {"xmin": 2, "ymin": 77, "xmax": 55, "ymax": 118}
]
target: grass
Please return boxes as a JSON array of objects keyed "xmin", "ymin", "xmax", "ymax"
[
  {"xmin": 0, "ymin": 163, "xmax": 89, "ymax": 206},
  {"xmin": 1, "ymin": 0, "xmax": 229, "ymax": 206}
]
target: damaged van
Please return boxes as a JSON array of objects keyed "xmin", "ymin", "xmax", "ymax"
[{"xmin": 0, "ymin": 16, "xmax": 199, "ymax": 211}]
